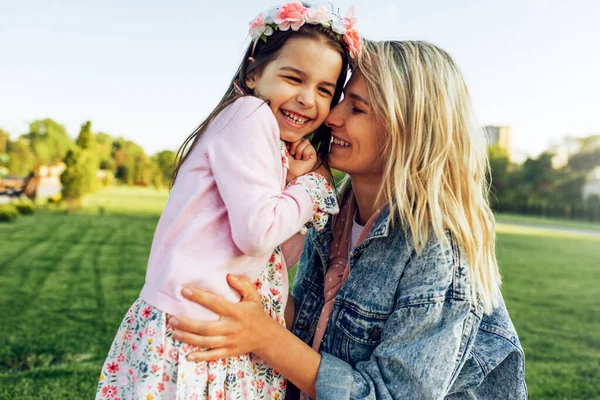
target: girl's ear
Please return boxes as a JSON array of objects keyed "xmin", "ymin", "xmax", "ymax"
[{"xmin": 245, "ymin": 57, "xmax": 258, "ymax": 89}]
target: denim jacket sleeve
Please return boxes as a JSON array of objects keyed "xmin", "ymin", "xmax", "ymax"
[{"xmin": 315, "ymin": 233, "xmax": 480, "ymax": 400}]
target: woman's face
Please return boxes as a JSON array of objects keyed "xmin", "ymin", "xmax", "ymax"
[{"xmin": 325, "ymin": 72, "xmax": 386, "ymax": 178}]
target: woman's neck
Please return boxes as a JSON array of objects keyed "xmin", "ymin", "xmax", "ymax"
[{"xmin": 349, "ymin": 173, "xmax": 384, "ymax": 225}]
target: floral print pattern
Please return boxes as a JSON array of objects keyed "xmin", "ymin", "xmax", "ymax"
[
  {"xmin": 288, "ymin": 172, "xmax": 339, "ymax": 235},
  {"xmin": 96, "ymin": 246, "xmax": 287, "ymax": 400}
]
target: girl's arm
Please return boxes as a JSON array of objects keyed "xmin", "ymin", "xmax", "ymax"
[
  {"xmin": 170, "ymin": 275, "xmax": 320, "ymax": 398},
  {"xmin": 207, "ymin": 97, "xmax": 336, "ymax": 256}
]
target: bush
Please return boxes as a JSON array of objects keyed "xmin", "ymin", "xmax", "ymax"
[
  {"xmin": 0, "ymin": 203, "xmax": 19, "ymax": 222},
  {"xmin": 47, "ymin": 193, "xmax": 62, "ymax": 205},
  {"xmin": 15, "ymin": 198, "xmax": 35, "ymax": 215}
]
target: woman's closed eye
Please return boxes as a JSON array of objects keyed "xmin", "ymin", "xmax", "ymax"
[{"xmin": 352, "ymin": 106, "xmax": 365, "ymax": 114}]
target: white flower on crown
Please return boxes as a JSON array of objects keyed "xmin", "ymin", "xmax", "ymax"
[
  {"xmin": 305, "ymin": 5, "xmax": 333, "ymax": 26},
  {"xmin": 249, "ymin": 12, "xmax": 274, "ymax": 40},
  {"xmin": 330, "ymin": 18, "xmax": 346, "ymax": 35}
]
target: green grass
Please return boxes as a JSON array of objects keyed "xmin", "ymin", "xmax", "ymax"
[
  {"xmin": 496, "ymin": 212, "xmax": 600, "ymax": 233},
  {"xmin": 1, "ymin": 187, "xmax": 599, "ymax": 399}
]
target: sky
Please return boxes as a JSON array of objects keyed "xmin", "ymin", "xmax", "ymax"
[{"xmin": 1, "ymin": 0, "xmax": 599, "ymax": 160}]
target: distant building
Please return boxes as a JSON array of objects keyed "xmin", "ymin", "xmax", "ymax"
[
  {"xmin": 583, "ymin": 166, "xmax": 600, "ymax": 201},
  {"xmin": 484, "ymin": 126, "xmax": 512, "ymax": 158}
]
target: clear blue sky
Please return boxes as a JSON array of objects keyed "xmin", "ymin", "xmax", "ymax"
[{"xmin": 1, "ymin": 0, "xmax": 599, "ymax": 159}]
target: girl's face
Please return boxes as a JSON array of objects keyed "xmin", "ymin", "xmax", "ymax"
[
  {"xmin": 326, "ymin": 72, "xmax": 386, "ymax": 178},
  {"xmin": 248, "ymin": 37, "xmax": 343, "ymax": 143}
]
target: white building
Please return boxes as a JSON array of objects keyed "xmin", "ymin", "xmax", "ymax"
[{"xmin": 484, "ymin": 126, "xmax": 512, "ymax": 159}]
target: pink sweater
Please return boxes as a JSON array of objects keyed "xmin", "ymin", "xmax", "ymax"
[{"xmin": 140, "ymin": 96, "xmax": 315, "ymax": 320}]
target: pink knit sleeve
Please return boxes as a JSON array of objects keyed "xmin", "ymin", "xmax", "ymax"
[{"xmin": 207, "ymin": 97, "xmax": 316, "ymax": 256}]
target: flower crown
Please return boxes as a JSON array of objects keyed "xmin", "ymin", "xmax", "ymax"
[{"xmin": 248, "ymin": 2, "xmax": 361, "ymax": 58}]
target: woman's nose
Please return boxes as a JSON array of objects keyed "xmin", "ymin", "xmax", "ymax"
[{"xmin": 325, "ymin": 105, "xmax": 343, "ymax": 128}]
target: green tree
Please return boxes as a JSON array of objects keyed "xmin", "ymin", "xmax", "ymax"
[
  {"xmin": 151, "ymin": 150, "xmax": 176, "ymax": 186},
  {"xmin": 74, "ymin": 121, "xmax": 99, "ymax": 194},
  {"xmin": 0, "ymin": 129, "xmax": 8, "ymax": 155},
  {"xmin": 24, "ymin": 119, "xmax": 72, "ymax": 167},
  {"xmin": 523, "ymin": 152, "xmax": 556, "ymax": 191},
  {"xmin": 6, "ymin": 139, "xmax": 35, "ymax": 176},
  {"xmin": 96, "ymin": 132, "xmax": 115, "ymax": 171},
  {"xmin": 60, "ymin": 147, "xmax": 85, "ymax": 213},
  {"xmin": 76, "ymin": 121, "xmax": 95, "ymax": 150}
]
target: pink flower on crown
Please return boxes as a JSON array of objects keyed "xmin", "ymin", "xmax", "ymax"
[
  {"xmin": 343, "ymin": 28, "xmax": 361, "ymax": 58},
  {"xmin": 249, "ymin": 13, "xmax": 274, "ymax": 40},
  {"xmin": 306, "ymin": 5, "xmax": 332, "ymax": 26},
  {"xmin": 342, "ymin": 6, "xmax": 357, "ymax": 30},
  {"xmin": 274, "ymin": 1, "xmax": 308, "ymax": 31}
]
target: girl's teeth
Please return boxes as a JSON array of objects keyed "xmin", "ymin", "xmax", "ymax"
[{"xmin": 282, "ymin": 110, "xmax": 308, "ymax": 125}]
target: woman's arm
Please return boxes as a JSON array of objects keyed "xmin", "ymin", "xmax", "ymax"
[
  {"xmin": 171, "ymin": 234, "xmax": 478, "ymax": 399},
  {"xmin": 170, "ymin": 274, "xmax": 320, "ymax": 398}
]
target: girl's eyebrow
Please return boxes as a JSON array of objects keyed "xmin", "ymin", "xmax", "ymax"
[{"xmin": 279, "ymin": 66, "xmax": 337, "ymax": 90}]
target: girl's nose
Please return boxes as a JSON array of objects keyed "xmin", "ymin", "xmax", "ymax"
[{"xmin": 296, "ymin": 88, "xmax": 315, "ymax": 108}]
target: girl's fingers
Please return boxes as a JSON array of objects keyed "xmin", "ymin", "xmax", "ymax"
[
  {"xmin": 288, "ymin": 139, "xmax": 303, "ymax": 156},
  {"xmin": 294, "ymin": 139, "xmax": 314, "ymax": 161}
]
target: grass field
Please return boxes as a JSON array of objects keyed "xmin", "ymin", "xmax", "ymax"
[{"xmin": 1, "ymin": 187, "xmax": 599, "ymax": 399}]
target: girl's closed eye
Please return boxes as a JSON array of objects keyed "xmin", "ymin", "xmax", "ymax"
[
  {"xmin": 284, "ymin": 75, "xmax": 302, "ymax": 83},
  {"xmin": 319, "ymin": 87, "xmax": 333, "ymax": 97}
]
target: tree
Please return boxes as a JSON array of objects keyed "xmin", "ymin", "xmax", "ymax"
[
  {"xmin": 6, "ymin": 139, "xmax": 35, "ymax": 176},
  {"xmin": 74, "ymin": 121, "xmax": 99, "ymax": 194},
  {"xmin": 151, "ymin": 150, "xmax": 177, "ymax": 187},
  {"xmin": 24, "ymin": 119, "xmax": 72, "ymax": 167},
  {"xmin": 96, "ymin": 132, "xmax": 115, "ymax": 171},
  {"xmin": 0, "ymin": 129, "xmax": 8, "ymax": 155},
  {"xmin": 76, "ymin": 121, "xmax": 95, "ymax": 150},
  {"xmin": 60, "ymin": 147, "xmax": 85, "ymax": 213},
  {"xmin": 523, "ymin": 152, "xmax": 556, "ymax": 192}
]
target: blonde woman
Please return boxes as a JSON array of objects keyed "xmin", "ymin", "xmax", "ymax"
[{"xmin": 168, "ymin": 40, "xmax": 527, "ymax": 399}]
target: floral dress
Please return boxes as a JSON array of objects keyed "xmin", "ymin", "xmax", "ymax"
[{"xmin": 96, "ymin": 141, "xmax": 337, "ymax": 400}]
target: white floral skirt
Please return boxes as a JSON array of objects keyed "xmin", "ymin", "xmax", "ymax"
[{"xmin": 96, "ymin": 247, "xmax": 287, "ymax": 400}]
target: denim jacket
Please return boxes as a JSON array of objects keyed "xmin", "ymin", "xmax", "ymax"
[{"xmin": 291, "ymin": 206, "xmax": 527, "ymax": 399}]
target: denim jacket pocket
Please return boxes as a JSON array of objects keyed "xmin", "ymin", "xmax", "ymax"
[{"xmin": 334, "ymin": 305, "xmax": 390, "ymax": 364}]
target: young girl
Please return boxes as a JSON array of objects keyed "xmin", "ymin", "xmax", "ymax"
[{"xmin": 96, "ymin": 2, "xmax": 360, "ymax": 399}]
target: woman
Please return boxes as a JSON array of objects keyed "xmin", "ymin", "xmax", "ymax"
[{"xmin": 168, "ymin": 40, "xmax": 527, "ymax": 399}]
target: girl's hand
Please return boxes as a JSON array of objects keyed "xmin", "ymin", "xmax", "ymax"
[
  {"xmin": 286, "ymin": 139, "xmax": 317, "ymax": 183},
  {"xmin": 170, "ymin": 274, "xmax": 273, "ymax": 361}
]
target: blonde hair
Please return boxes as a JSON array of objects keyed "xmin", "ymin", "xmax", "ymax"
[{"xmin": 358, "ymin": 40, "xmax": 500, "ymax": 313}]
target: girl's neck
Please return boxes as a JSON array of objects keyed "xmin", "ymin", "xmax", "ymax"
[{"xmin": 349, "ymin": 173, "xmax": 385, "ymax": 225}]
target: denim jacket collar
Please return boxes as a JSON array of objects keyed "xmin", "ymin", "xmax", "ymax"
[{"xmin": 311, "ymin": 203, "xmax": 394, "ymax": 275}]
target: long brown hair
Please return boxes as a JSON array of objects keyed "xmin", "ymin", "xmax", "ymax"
[{"xmin": 170, "ymin": 23, "xmax": 350, "ymax": 188}]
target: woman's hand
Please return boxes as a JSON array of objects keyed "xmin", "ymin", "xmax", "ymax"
[
  {"xmin": 172, "ymin": 274, "xmax": 321, "ymax": 398},
  {"xmin": 286, "ymin": 138, "xmax": 317, "ymax": 183},
  {"xmin": 170, "ymin": 274, "xmax": 273, "ymax": 361}
]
